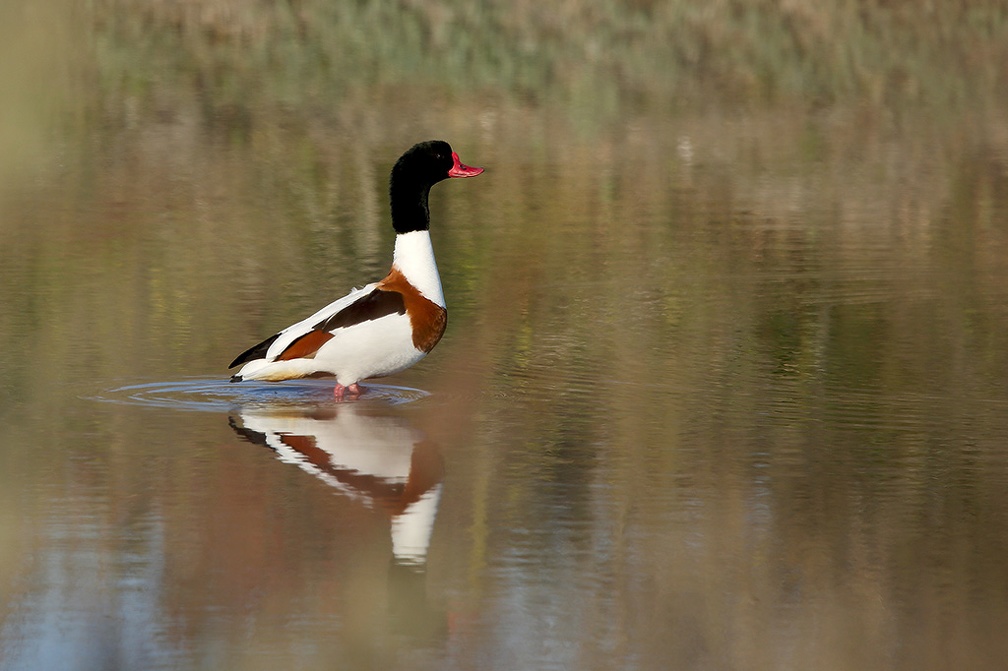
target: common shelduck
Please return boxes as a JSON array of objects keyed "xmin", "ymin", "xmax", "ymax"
[{"xmin": 229, "ymin": 140, "xmax": 483, "ymax": 400}]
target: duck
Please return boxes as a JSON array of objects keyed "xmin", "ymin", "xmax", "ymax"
[{"xmin": 229, "ymin": 140, "xmax": 483, "ymax": 400}]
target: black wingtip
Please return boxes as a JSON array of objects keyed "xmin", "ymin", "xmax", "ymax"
[
  {"xmin": 229, "ymin": 332, "xmax": 282, "ymax": 369},
  {"xmin": 230, "ymin": 374, "xmax": 243, "ymax": 383}
]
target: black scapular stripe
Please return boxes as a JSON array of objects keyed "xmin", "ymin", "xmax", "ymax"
[{"xmin": 315, "ymin": 289, "xmax": 406, "ymax": 332}]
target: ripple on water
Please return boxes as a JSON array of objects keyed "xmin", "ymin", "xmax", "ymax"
[{"xmin": 89, "ymin": 378, "xmax": 429, "ymax": 412}]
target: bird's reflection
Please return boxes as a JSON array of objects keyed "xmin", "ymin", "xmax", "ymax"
[{"xmin": 228, "ymin": 403, "xmax": 444, "ymax": 568}]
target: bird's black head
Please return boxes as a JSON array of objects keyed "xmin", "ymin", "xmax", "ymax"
[{"xmin": 389, "ymin": 140, "xmax": 483, "ymax": 234}]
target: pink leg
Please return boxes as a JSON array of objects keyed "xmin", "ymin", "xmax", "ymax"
[{"xmin": 333, "ymin": 382, "xmax": 365, "ymax": 402}]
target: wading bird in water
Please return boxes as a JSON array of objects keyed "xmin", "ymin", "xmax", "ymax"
[{"xmin": 229, "ymin": 140, "xmax": 483, "ymax": 400}]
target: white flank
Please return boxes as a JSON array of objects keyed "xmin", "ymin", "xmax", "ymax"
[
  {"xmin": 238, "ymin": 311, "xmax": 423, "ymax": 384},
  {"xmin": 313, "ymin": 312, "xmax": 422, "ymax": 384},
  {"xmin": 393, "ymin": 230, "xmax": 445, "ymax": 307}
]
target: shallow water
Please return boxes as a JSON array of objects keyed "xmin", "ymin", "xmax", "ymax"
[{"xmin": 3, "ymin": 6, "xmax": 1008, "ymax": 671}]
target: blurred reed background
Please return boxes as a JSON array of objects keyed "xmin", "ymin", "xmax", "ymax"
[{"xmin": 3, "ymin": 0, "xmax": 1008, "ymax": 148}]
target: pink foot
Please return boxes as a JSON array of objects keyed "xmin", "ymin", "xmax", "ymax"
[{"xmin": 333, "ymin": 383, "xmax": 365, "ymax": 402}]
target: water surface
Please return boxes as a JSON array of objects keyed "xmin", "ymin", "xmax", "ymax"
[{"xmin": 2, "ymin": 4, "xmax": 1008, "ymax": 671}]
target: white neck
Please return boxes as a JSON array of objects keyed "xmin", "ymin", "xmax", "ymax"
[{"xmin": 393, "ymin": 230, "xmax": 445, "ymax": 307}]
